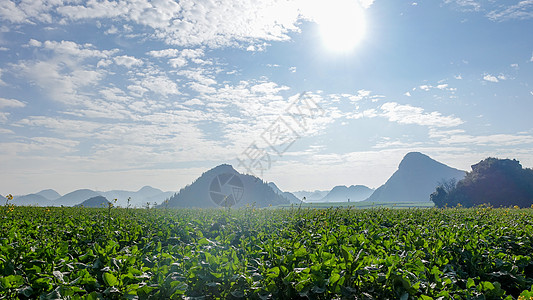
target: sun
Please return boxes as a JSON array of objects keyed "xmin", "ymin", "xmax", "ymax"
[{"xmin": 315, "ymin": 0, "xmax": 366, "ymax": 53}]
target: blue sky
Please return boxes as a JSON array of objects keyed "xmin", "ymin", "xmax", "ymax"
[{"xmin": 1, "ymin": 0, "xmax": 533, "ymax": 195}]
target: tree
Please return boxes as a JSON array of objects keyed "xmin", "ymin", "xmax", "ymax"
[{"xmin": 431, "ymin": 157, "xmax": 533, "ymax": 208}]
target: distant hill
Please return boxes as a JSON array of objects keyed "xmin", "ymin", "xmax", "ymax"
[
  {"xmin": 166, "ymin": 164, "xmax": 290, "ymax": 208},
  {"xmin": 364, "ymin": 152, "xmax": 466, "ymax": 203},
  {"xmin": 431, "ymin": 157, "xmax": 533, "ymax": 208},
  {"xmin": 54, "ymin": 189, "xmax": 101, "ymax": 206},
  {"xmin": 13, "ymin": 194, "xmax": 54, "ymax": 206},
  {"xmin": 321, "ymin": 185, "xmax": 374, "ymax": 202},
  {"xmin": 100, "ymin": 186, "xmax": 174, "ymax": 208},
  {"xmin": 75, "ymin": 196, "xmax": 111, "ymax": 208},
  {"xmin": 293, "ymin": 190, "xmax": 329, "ymax": 202},
  {"xmin": 9, "ymin": 186, "xmax": 174, "ymax": 207},
  {"xmin": 268, "ymin": 182, "xmax": 302, "ymax": 204},
  {"xmin": 36, "ymin": 189, "xmax": 61, "ymax": 200}
]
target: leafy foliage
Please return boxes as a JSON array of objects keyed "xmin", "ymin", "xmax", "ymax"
[
  {"xmin": 431, "ymin": 158, "xmax": 533, "ymax": 208},
  {"xmin": 1, "ymin": 204, "xmax": 533, "ymax": 299}
]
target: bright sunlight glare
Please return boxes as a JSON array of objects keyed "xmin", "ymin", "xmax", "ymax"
[{"xmin": 314, "ymin": 0, "xmax": 366, "ymax": 53}]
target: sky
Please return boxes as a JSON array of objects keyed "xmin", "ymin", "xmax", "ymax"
[{"xmin": 1, "ymin": 0, "xmax": 533, "ymax": 195}]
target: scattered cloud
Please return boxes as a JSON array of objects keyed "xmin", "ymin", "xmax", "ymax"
[
  {"xmin": 443, "ymin": 0, "xmax": 482, "ymax": 12},
  {"xmin": 404, "ymin": 92, "xmax": 411, "ymax": 97},
  {"xmin": 439, "ymin": 133, "xmax": 533, "ymax": 146},
  {"xmin": 487, "ymin": 1, "xmax": 533, "ymax": 21},
  {"xmin": 380, "ymin": 102, "xmax": 463, "ymax": 128},
  {"xmin": 114, "ymin": 55, "xmax": 144, "ymax": 68},
  {"xmin": 0, "ymin": 69, "xmax": 5, "ymax": 86},
  {"xmin": 0, "ymin": 97, "xmax": 25, "ymax": 108},
  {"xmin": 416, "ymin": 82, "xmax": 456, "ymax": 92},
  {"xmin": 289, "ymin": 67, "xmax": 297, "ymax": 73},
  {"xmin": 454, "ymin": 74, "xmax": 462, "ymax": 80},
  {"xmin": 147, "ymin": 49, "xmax": 180, "ymax": 58},
  {"xmin": 483, "ymin": 74, "xmax": 499, "ymax": 82}
]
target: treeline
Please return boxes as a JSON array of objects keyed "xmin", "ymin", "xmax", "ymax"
[{"xmin": 431, "ymin": 157, "xmax": 533, "ymax": 208}]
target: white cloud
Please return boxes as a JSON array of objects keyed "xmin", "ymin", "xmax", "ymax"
[
  {"xmin": 444, "ymin": 0, "xmax": 481, "ymax": 12},
  {"xmin": 289, "ymin": 66, "xmax": 297, "ymax": 73},
  {"xmin": 147, "ymin": 49, "xmax": 180, "ymax": 58},
  {"xmin": 42, "ymin": 40, "xmax": 117, "ymax": 59},
  {"xmin": 169, "ymin": 57, "xmax": 187, "ymax": 68},
  {"xmin": 419, "ymin": 84, "xmax": 431, "ymax": 91},
  {"xmin": 347, "ymin": 108, "xmax": 378, "ymax": 119},
  {"xmin": 404, "ymin": 92, "xmax": 411, "ymax": 97},
  {"xmin": 483, "ymin": 74, "xmax": 499, "ymax": 82},
  {"xmin": 454, "ymin": 74, "xmax": 462, "ymax": 79},
  {"xmin": 114, "ymin": 55, "xmax": 143, "ymax": 68},
  {"xmin": 105, "ymin": 25, "xmax": 118, "ymax": 35},
  {"xmin": 183, "ymin": 99, "xmax": 204, "ymax": 106},
  {"xmin": 14, "ymin": 59, "xmax": 105, "ymax": 104},
  {"xmin": 436, "ymin": 84, "xmax": 448, "ymax": 90},
  {"xmin": 0, "ymin": 112, "xmax": 9, "ymax": 122},
  {"xmin": 497, "ymin": 74, "xmax": 507, "ymax": 80},
  {"xmin": 0, "ymin": 97, "xmax": 25, "ymax": 108},
  {"xmin": 141, "ymin": 75, "xmax": 180, "ymax": 96},
  {"xmin": 487, "ymin": 1, "xmax": 533, "ymax": 21},
  {"xmin": 439, "ymin": 133, "xmax": 533, "ymax": 146},
  {"xmin": 380, "ymin": 102, "xmax": 463, "ymax": 128},
  {"xmin": 28, "ymin": 39, "xmax": 42, "ymax": 47},
  {"xmin": 0, "ymin": 69, "xmax": 5, "ymax": 86},
  {"xmin": 0, "ymin": 0, "xmax": 27, "ymax": 23}
]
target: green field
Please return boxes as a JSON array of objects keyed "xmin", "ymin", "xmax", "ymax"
[
  {"xmin": 281, "ymin": 201, "xmax": 436, "ymax": 209},
  {"xmin": 2, "ymin": 205, "xmax": 533, "ymax": 299}
]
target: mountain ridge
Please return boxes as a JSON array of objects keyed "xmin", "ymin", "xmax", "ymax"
[{"xmin": 364, "ymin": 152, "xmax": 466, "ymax": 203}]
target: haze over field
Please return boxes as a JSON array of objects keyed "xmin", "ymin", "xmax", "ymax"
[{"xmin": 1, "ymin": 0, "xmax": 532, "ymax": 195}]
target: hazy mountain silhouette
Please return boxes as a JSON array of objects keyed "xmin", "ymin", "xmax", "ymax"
[
  {"xmin": 13, "ymin": 194, "xmax": 54, "ymax": 206},
  {"xmin": 36, "ymin": 189, "xmax": 61, "ymax": 200},
  {"xmin": 321, "ymin": 185, "xmax": 374, "ymax": 202},
  {"xmin": 75, "ymin": 196, "xmax": 111, "ymax": 208},
  {"xmin": 364, "ymin": 152, "xmax": 466, "ymax": 203},
  {"xmin": 293, "ymin": 190, "xmax": 329, "ymax": 202},
  {"xmin": 100, "ymin": 186, "xmax": 173, "ymax": 208},
  {"xmin": 166, "ymin": 164, "xmax": 290, "ymax": 208},
  {"xmin": 55, "ymin": 189, "xmax": 101, "ymax": 206},
  {"xmin": 268, "ymin": 182, "xmax": 302, "ymax": 204},
  {"xmin": 10, "ymin": 186, "xmax": 173, "ymax": 207}
]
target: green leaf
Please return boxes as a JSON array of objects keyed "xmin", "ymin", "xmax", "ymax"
[
  {"xmin": 267, "ymin": 267, "xmax": 280, "ymax": 279},
  {"xmin": 329, "ymin": 272, "xmax": 341, "ymax": 285},
  {"xmin": 467, "ymin": 278, "xmax": 475, "ymax": 289},
  {"xmin": 295, "ymin": 247, "xmax": 308, "ymax": 257},
  {"xmin": 103, "ymin": 272, "xmax": 118, "ymax": 287}
]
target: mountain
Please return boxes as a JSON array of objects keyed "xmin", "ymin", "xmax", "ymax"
[
  {"xmin": 268, "ymin": 182, "xmax": 301, "ymax": 204},
  {"xmin": 75, "ymin": 196, "xmax": 111, "ymax": 208},
  {"xmin": 321, "ymin": 185, "xmax": 374, "ymax": 202},
  {"xmin": 364, "ymin": 152, "xmax": 466, "ymax": 203},
  {"xmin": 54, "ymin": 189, "xmax": 101, "ymax": 206},
  {"xmin": 166, "ymin": 164, "xmax": 290, "ymax": 208},
  {"xmin": 36, "ymin": 189, "xmax": 61, "ymax": 200},
  {"xmin": 293, "ymin": 190, "xmax": 329, "ymax": 202},
  {"xmin": 12, "ymin": 194, "xmax": 54, "ymax": 206},
  {"xmin": 100, "ymin": 186, "xmax": 174, "ymax": 208}
]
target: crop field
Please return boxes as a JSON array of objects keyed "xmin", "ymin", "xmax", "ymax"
[{"xmin": 2, "ymin": 205, "xmax": 533, "ymax": 299}]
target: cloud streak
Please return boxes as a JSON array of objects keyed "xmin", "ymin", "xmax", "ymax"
[{"xmin": 380, "ymin": 102, "xmax": 464, "ymax": 128}]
